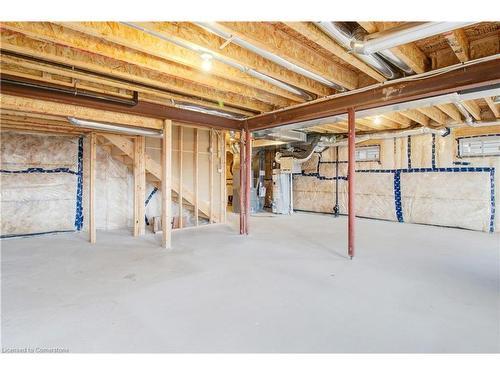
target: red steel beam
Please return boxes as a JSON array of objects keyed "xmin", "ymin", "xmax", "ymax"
[
  {"xmin": 245, "ymin": 58, "xmax": 500, "ymax": 131},
  {"xmin": 348, "ymin": 107, "xmax": 356, "ymax": 259}
]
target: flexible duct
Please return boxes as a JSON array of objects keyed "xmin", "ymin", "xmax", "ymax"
[
  {"xmin": 351, "ymin": 22, "xmax": 475, "ymax": 55},
  {"xmin": 316, "ymin": 22, "xmax": 408, "ymax": 79}
]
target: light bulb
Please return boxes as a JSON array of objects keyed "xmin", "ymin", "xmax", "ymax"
[
  {"xmin": 374, "ymin": 116, "xmax": 382, "ymax": 125},
  {"xmin": 201, "ymin": 53, "xmax": 213, "ymax": 72}
]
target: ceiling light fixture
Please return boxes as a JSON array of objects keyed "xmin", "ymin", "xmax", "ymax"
[
  {"xmin": 201, "ymin": 53, "xmax": 213, "ymax": 72},
  {"xmin": 374, "ymin": 116, "xmax": 382, "ymax": 125}
]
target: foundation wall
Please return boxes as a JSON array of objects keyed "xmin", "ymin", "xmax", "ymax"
[
  {"xmin": 293, "ymin": 129, "xmax": 499, "ymax": 232},
  {"xmin": 1, "ymin": 126, "xmax": 226, "ymax": 237}
]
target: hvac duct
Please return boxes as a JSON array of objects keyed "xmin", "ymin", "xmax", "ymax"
[
  {"xmin": 315, "ymin": 22, "xmax": 410, "ymax": 79},
  {"xmin": 351, "ymin": 22, "xmax": 475, "ymax": 55},
  {"xmin": 196, "ymin": 22, "xmax": 346, "ymax": 92}
]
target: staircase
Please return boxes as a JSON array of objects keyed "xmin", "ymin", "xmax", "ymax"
[{"xmin": 96, "ymin": 133, "xmax": 217, "ymax": 221}]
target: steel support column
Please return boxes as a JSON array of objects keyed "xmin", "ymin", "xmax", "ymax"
[
  {"xmin": 244, "ymin": 125, "xmax": 252, "ymax": 235},
  {"xmin": 348, "ymin": 107, "xmax": 356, "ymax": 259}
]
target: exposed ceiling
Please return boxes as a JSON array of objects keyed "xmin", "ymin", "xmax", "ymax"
[{"xmin": 1, "ymin": 21, "xmax": 499, "ymax": 134}]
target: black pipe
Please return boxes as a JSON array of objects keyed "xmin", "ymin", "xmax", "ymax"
[{"xmin": 333, "ymin": 146, "xmax": 340, "ymax": 217}]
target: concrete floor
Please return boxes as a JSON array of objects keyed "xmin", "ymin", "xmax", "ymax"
[{"xmin": 1, "ymin": 213, "xmax": 499, "ymax": 353}]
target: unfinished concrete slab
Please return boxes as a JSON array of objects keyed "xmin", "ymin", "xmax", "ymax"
[{"xmin": 2, "ymin": 213, "xmax": 499, "ymax": 353}]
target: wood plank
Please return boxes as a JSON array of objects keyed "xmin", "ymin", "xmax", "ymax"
[
  {"xmin": 444, "ymin": 29, "xmax": 469, "ymax": 62},
  {"xmin": 134, "ymin": 136, "xmax": 146, "ymax": 236},
  {"xmin": 437, "ymin": 103, "xmax": 462, "ymax": 122},
  {"xmin": 209, "ymin": 130, "xmax": 214, "ymax": 223},
  {"xmin": 462, "ymin": 100, "xmax": 482, "ymax": 121},
  {"xmin": 135, "ymin": 22, "xmax": 332, "ymax": 97},
  {"xmin": 485, "ymin": 97, "xmax": 500, "ymax": 118},
  {"xmin": 381, "ymin": 112, "xmax": 413, "ymax": 127},
  {"xmin": 89, "ymin": 132, "xmax": 96, "ymax": 244},
  {"xmin": 283, "ymin": 22, "xmax": 386, "ymax": 83},
  {"xmin": 0, "ymin": 28, "xmax": 272, "ymax": 113},
  {"xmin": 0, "ymin": 94, "xmax": 162, "ymax": 129},
  {"xmin": 59, "ymin": 22, "xmax": 304, "ymax": 105},
  {"xmin": 215, "ymin": 22, "xmax": 359, "ymax": 90},
  {"xmin": 194, "ymin": 128, "xmax": 199, "ymax": 226},
  {"xmin": 178, "ymin": 127, "xmax": 184, "ymax": 229},
  {"xmin": 417, "ymin": 107, "xmax": 449, "ymax": 124},
  {"xmin": 161, "ymin": 120, "xmax": 173, "ymax": 248},
  {"xmin": 399, "ymin": 109, "xmax": 430, "ymax": 126}
]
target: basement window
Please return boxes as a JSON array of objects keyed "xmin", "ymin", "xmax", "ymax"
[
  {"xmin": 355, "ymin": 145, "xmax": 380, "ymax": 162},
  {"xmin": 458, "ymin": 136, "xmax": 500, "ymax": 157}
]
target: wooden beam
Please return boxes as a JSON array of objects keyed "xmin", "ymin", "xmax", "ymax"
[
  {"xmin": 485, "ymin": 97, "xmax": 500, "ymax": 118},
  {"xmin": 283, "ymin": 22, "xmax": 386, "ymax": 83},
  {"xmin": 178, "ymin": 127, "xmax": 184, "ymax": 229},
  {"xmin": 437, "ymin": 103, "xmax": 462, "ymax": 122},
  {"xmin": 134, "ymin": 136, "xmax": 146, "ymax": 236},
  {"xmin": 215, "ymin": 22, "xmax": 359, "ymax": 90},
  {"xmin": 416, "ymin": 107, "xmax": 449, "ymax": 124},
  {"xmin": 444, "ymin": 29, "xmax": 469, "ymax": 62},
  {"xmin": 381, "ymin": 112, "xmax": 413, "ymax": 127},
  {"xmin": 462, "ymin": 100, "xmax": 482, "ymax": 121},
  {"xmin": 161, "ymin": 119, "xmax": 172, "ymax": 248},
  {"xmin": 194, "ymin": 128, "xmax": 199, "ymax": 226},
  {"xmin": 373, "ymin": 22, "xmax": 430, "ymax": 74},
  {"xmin": 58, "ymin": 22, "xmax": 304, "ymax": 105},
  {"xmin": 219, "ymin": 131, "xmax": 226, "ymax": 223},
  {"xmin": 1, "ymin": 93, "xmax": 162, "ymax": 129},
  {"xmin": 0, "ymin": 28, "xmax": 270, "ymax": 114},
  {"xmin": 134, "ymin": 22, "xmax": 332, "ymax": 97},
  {"xmin": 1, "ymin": 22, "xmax": 291, "ymax": 110},
  {"xmin": 89, "ymin": 132, "xmax": 96, "ymax": 244},
  {"xmin": 399, "ymin": 110, "xmax": 431, "ymax": 127}
]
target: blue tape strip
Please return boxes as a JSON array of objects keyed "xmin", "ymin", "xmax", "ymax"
[
  {"xmin": 394, "ymin": 170, "xmax": 404, "ymax": 222},
  {"xmin": 74, "ymin": 137, "xmax": 84, "ymax": 231},
  {"xmin": 144, "ymin": 187, "xmax": 159, "ymax": 226},
  {"xmin": 0, "ymin": 167, "xmax": 78, "ymax": 174},
  {"xmin": 431, "ymin": 134, "xmax": 436, "ymax": 169},
  {"xmin": 489, "ymin": 169, "xmax": 496, "ymax": 233},
  {"xmin": 407, "ymin": 135, "xmax": 412, "ymax": 169}
]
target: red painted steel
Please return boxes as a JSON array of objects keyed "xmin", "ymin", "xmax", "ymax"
[{"xmin": 348, "ymin": 107, "xmax": 356, "ymax": 259}]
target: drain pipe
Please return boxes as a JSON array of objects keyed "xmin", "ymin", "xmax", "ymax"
[
  {"xmin": 351, "ymin": 22, "xmax": 475, "ymax": 55},
  {"xmin": 316, "ymin": 22, "xmax": 409, "ymax": 79}
]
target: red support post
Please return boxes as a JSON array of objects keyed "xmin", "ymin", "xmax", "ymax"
[
  {"xmin": 348, "ymin": 107, "xmax": 356, "ymax": 259},
  {"xmin": 244, "ymin": 125, "xmax": 251, "ymax": 235},
  {"xmin": 239, "ymin": 129, "xmax": 246, "ymax": 235}
]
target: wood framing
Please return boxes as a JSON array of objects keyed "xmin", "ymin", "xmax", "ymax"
[
  {"xmin": 89, "ymin": 132, "xmax": 96, "ymax": 244},
  {"xmin": 194, "ymin": 129, "xmax": 199, "ymax": 226},
  {"xmin": 444, "ymin": 29, "xmax": 470, "ymax": 62},
  {"xmin": 178, "ymin": 128, "xmax": 184, "ymax": 229},
  {"xmin": 134, "ymin": 136, "xmax": 146, "ymax": 236},
  {"xmin": 161, "ymin": 120, "xmax": 173, "ymax": 248},
  {"xmin": 209, "ymin": 130, "xmax": 214, "ymax": 223},
  {"xmin": 214, "ymin": 22, "xmax": 359, "ymax": 90}
]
